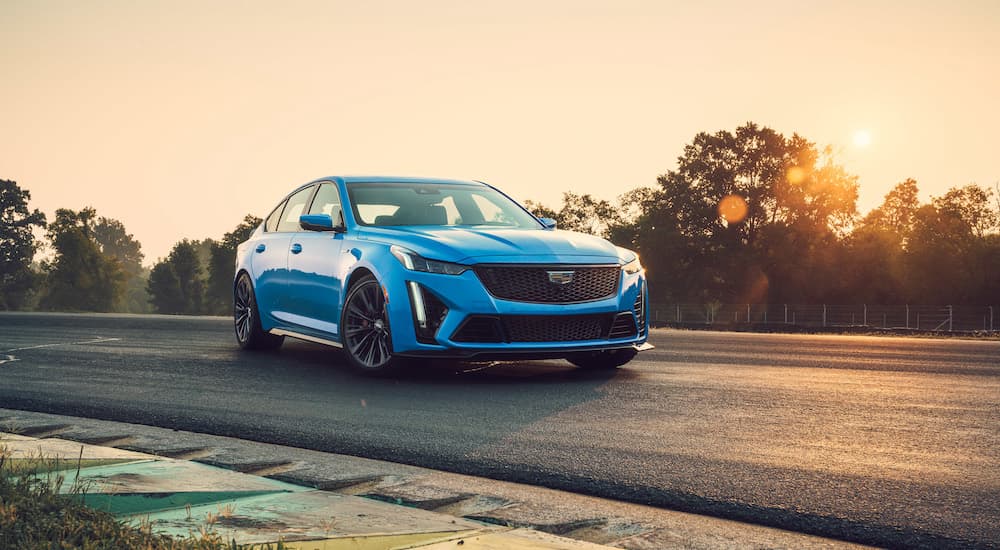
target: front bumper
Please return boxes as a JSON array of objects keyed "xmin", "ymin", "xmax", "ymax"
[
  {"xmin": 383, "ymin": 265, "xmax": 650, "ymax": 358},
  {"xmin": 398, "ymin": 341, "xmax": 654, "ymax": 360}
]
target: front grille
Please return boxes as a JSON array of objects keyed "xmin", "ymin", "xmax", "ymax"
[
  {"xmin": 504, "ymin": 314, "xmax": 610, "ymax": 342},
  {"xmin": 451, "ymin": 313, "xmax": 643, "ymax": 343},
  {"xmin": 474, "ymin": 265, "xmax": 620, "ymax": 303}
]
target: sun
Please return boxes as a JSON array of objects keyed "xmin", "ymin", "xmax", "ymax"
[{"xmin": 853, "ymin": 130, "xmax": 872, "ymax": 148}]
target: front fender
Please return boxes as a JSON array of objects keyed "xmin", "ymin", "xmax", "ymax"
[{"xmin": 338, "ymin": 239, "xmax": 409, "ymax": 337}]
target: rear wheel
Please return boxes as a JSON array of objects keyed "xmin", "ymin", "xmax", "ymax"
[
  {"xmin": 234, "ymin": 272, "xmax": 284, "ymax": 350},
  {"xmin": 341, "ymin": 274, "xmax": 406, "ymax": 375},
  {"xmin": 567, "ymin": 348, "xmax": 637, "ymax": 370}
]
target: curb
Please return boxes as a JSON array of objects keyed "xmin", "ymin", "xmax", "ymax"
[{"xmin": 2, "ymin": 433, "xmax": 613, "ymax": 549}]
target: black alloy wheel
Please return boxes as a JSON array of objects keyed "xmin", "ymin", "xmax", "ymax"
[
  {"xmin": 342, "ymin": 274, "xmax": 403, "ymax": 374},
  {"xmin": 234, "ymin": 272, "xmax": 284, "ymax": 350}
]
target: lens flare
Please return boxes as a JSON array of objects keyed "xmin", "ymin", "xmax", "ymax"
[
  {"xmin": 786, "ymin": 166, "xmax": 806, "ymax": 185},
  {"xmin": 718, "ymin": 194, "xmax": 748, "ymax": 224}
]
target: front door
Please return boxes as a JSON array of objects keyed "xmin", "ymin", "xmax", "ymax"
[{"xmin": 285, "ymin": 182, "xmax": 346, "ymax": 339}]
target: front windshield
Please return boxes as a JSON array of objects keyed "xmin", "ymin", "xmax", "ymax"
[{"xmin": 347, "ymin": 182, "xmax": 542, "ymax": 229}]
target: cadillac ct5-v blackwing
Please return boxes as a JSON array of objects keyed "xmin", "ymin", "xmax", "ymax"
[{"xmin": 235, "ymin": 176, "xmax": 651, "ymax": 374}]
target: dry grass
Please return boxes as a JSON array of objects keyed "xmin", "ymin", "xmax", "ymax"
[{"xmin": 0, "ymin": 441, "xmax": 288, "ymax": 550}]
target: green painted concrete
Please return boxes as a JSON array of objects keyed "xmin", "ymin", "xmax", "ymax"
[
  {"xmin": 75, "ymin": 489, "xmax": 290, "ymax": 516},
  {"xmin": 60, "ymin": 459, "xmax": 307, "ymax": 495}
]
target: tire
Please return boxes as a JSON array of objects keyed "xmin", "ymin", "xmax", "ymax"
[
  {"xmin": 234, "ymin": 272, "xmax": 284, "ymax": 350},
  {"xmin": 566, "ymin": 348, "xmax": 637, "ymax": 370},
  {"xmin": 341, "ymin": 273, "xmax": 406, "ymax": 375}
]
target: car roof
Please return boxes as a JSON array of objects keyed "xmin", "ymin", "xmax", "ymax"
[{"xmin": 316, "ymin": 176, "xmax": 486, "ymax": 186}]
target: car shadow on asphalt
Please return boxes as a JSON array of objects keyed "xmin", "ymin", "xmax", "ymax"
[{"xmin": 263, "ymin": 339, "xmax": 639, "ymax": 386}]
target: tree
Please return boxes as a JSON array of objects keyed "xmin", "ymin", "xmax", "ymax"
[
  {"xmin": 147, "ymin": 261, "xmax": 183, "ymax": 314},
  {"xmin": 0, "ymin": 180, "xmax": 47, "ymax": 310},
  {"xmin": 521, "ymin": 200, "xmax": 559, "ymax": 221},
  {"xmin": 205, "ymin": 215, "xmax": 262, "ymax": 315},
  {"xmin": 835, "ymin": 179, "xmax": 922, "ymax": 304},
  {"xmin": 904, "ymin": 203, "xmax": 976, "ymax": 304},
  {"xmin": 933, "ymin": 184, "xmax": 998, "ymax": 239},
  {"xmin": 842, "ymin": 225, "xmax": 906, "ymax": 304},
  {"xmin": 861, "ymin": 178, "xmax": 920, "ymax": 240},
  {"xmin": 551, "ymin": 192, "xmax": 615, "ymax": 237},
  {"xmin": 903, "ymin": 184, "xmax": 1000, "ymax": 305},
  {"xmin": 40, "ymin": 208, "xmax": 125, "ymax": 311},
  {"xmin": 94, "ymin": 216, "xmax": 148, "ymax": 313},
  {"xmin": 643, "ymin": 122, "xmax": 859, "ymax": 302},
  {"xmin": 656, "ymin": 123, "xmax": 787, "ymax": 249},
  {"xmin": 605, "ymin": 186, "xmax": 660, "ymax": 249},
  {"xmin": 523, "ymin": 190, "xmax": 654, "ymax": 242},
  {"xmin": 147, "ymin": 239, "xmax": 206, "ymax": 314}
]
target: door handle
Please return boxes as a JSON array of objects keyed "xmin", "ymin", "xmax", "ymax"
[
  {"xmin": 290, "ymin": 243, "xmax": 303, "ymax": 254},
  {"xmin": 255, "ymin": 244, "xmax": 266, "ymax": 253}
]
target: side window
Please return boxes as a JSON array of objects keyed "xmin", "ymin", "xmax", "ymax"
[
  {"xmin": 276, "ymin": 186, "xmax": 315, "ymax": 233},
  {"xmin": 308, "ymin": 183, "xmax": 343, "ymax": 222},
  {"xmin": 264, "ymin": 202, "xmax": 285, "ymax": 232}
]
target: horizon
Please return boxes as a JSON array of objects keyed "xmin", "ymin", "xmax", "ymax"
[{"xmin": 3, "ymin": 0, "xmax": 998, "ymax": 263}]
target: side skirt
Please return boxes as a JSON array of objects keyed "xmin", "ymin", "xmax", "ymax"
[{"xmin": 269, "ymin": 328, "xmax": 343, "ymax": 348}]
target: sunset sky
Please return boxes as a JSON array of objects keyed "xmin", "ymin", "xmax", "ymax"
[{"xmin": 3, "ymin": 0, "xmax": 998, "ymax": 264}]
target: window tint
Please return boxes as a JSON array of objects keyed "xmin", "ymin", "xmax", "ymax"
[
  {"xmin": 440, "ymin": 196, "xmax": 461, "ymax": 224},
  {"xmin": 308, "ymin": 183, "xmax": 343, "ymax": 222},
  {"xmin": 471, "ymin": 194, "xmax": 515, "ymax": 225},
  {"xmin": 264, "ymin": 202, "xmax": 285, "ymax": 232},
  {"xmin": 276, "ymin": 186, "xmax": 315, "ymax": 232},
  {"xmin": 346, "ymin": 183, "xmax": 540, "ymax": 228}
]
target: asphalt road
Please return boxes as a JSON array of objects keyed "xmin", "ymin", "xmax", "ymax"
[{"xmin": 1, "ymin": 312, "xmax": 998, "ymax": 548}]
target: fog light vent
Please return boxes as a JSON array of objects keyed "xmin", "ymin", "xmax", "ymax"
[{"xmin": 408, "ymin": 282, "xmax": 448, "ymax": 344}]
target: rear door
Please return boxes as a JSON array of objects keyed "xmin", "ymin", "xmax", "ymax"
[{"xmin": 251, "ymin": 185, "xmax": 315, "ymax": 321}]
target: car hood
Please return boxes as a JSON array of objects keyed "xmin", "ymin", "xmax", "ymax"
[{"xmin": 358, "ymin": 226, "xmax": 623, "ymax": 264}]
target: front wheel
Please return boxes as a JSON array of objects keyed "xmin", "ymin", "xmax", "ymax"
[
  {"xmin": 566, "ymin": 348, "xmax": 637, "ymax": 370},
  {"xmin": 234, "ymin": 273, "xmax": 284, "ymax": 350},
  {"xmin": 341, "ymin": 274, "xmax": 406, "ymax": 375}
]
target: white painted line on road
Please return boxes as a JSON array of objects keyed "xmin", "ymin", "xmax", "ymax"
[{"xmin": 3, "ymin": 337, "xmax": 122, "ymax": 353}]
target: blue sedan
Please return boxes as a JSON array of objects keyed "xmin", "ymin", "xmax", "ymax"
[{"xmin": 234, "ymin": 176, "xmax": 651, "ymax": 374}]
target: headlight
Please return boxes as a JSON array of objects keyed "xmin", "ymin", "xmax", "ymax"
[
  {"xmin": 622, "ymin": 255, "xmax": 642, "ymax": 275},
  {"xmin": 391, "ymin": 246, "xmax": 468, "ymax": 275}
]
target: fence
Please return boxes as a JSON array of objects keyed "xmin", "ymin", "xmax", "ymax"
[{"xmin": 650, "ymin": 304, "xmax": 997, "ymax": 333}]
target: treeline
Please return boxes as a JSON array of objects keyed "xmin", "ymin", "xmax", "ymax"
[
  {"xmin": 145, "ymin": 216, "xmax": 260, "ymax": 315},
  {"xmin": 3, "ymin": 121, "xmax": 998, "ymax": 313},
  {"xmin": 525, "ymin": 123, "xmax": 1000, "ymax": 306},
  {"xmin": 0, "ymin": 178, "xmax": 259, "ymax": 315}
]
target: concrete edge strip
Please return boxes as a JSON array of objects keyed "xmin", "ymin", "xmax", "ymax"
[
  {"xmin": 3, "ymin": 432, "xmax": 618, "ymax": 549},
  {"xmin": 281, "ymin": 530, "xmax": 487, "ymax": 550}
]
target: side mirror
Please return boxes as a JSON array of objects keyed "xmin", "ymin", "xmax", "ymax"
[
  {"xmin": 300, "ymin": 213, "xmax": 339, "ymax": 232},
  {"xmin": 538, "ymin": 217, "xmax": 557, "ymax": 230}
]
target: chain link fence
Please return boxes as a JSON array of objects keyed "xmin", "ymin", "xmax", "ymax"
[{"xmin": 650, "ymin": 304, "xmax": 998, "ymax": 333}]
